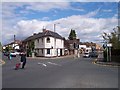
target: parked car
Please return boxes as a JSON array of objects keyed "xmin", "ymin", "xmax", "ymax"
[
  {"xmin": 10, "ymin": 52, "xmax": 16, "ymax": 57},
  {"xmin": 89, "ymin": 52, "xmax": 98, "ymax": 57},
  {"xmin": 10, "ymin": 52, "xmax": 20, "ymax": 57},
  {"xmin": 83, "ymin": 52, "xmax": 90, "ymax": 58},
  {"xmin": 4, "ymin": 52, "xmax": 9, "ymax": 56}
]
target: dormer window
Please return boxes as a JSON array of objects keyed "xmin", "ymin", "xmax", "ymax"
[{"xmin": 46, "ymin": 37, "xmax": 50, "ymax": 43}]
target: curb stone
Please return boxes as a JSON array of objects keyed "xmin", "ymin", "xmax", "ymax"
[{"xmin": 93, "ymin": 59, "xmax": 120, "ymax": 67}]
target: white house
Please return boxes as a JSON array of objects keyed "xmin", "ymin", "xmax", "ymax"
[
  {"xmin": 23, "ymin": 29, "xmax": 64, "ymax": 57},
  {"xmin": 3, "ymin": 40, "xmax": 22, "ymax": 51}
]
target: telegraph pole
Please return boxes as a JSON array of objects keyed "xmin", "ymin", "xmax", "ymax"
[
  {"xmin": 53, "ymin": 23, "xmax": 60, "ymax": 56},
  {"xmin": 14, "ymin": 35, "xmax": 16, "ymax": 51},
  {"xmin": 53, "ymin": 24, "xmax": 56, "ymax": 56}
]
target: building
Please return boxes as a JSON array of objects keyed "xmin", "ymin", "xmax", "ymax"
[
  {"xmin": 3, "ymin": 40, "xmax": 22, "ymax": 52},
  {"xmin": 22, "ymin": 29, "xmax": 64, "ymax": 57},
  {"xmin": 64, "ymin": 39, "xmax": 80, "ymax": 55}
]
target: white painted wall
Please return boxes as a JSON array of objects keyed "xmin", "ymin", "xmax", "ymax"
[
  {"xmin": 44, "ymin": 37, "xmax": 54, "ymax": 48},
  {"xmin": 35, "ymin": 38, "xmax": 44, "ymax": 48},
  {"xmin": 12, "ymin": 44, "xmax": 20, "ymax": 49},
  {"xmin": 34, "ymin": 36, "xmax": 64, "ymax": 57}
]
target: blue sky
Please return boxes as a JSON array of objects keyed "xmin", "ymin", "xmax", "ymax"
[
  {"xmin": 12, "ymin": 2, "xmax": 118, "ymax": 20},
  {"xmin": 1, "ymin": 2, "xmax": 118, "ymax": 45}
]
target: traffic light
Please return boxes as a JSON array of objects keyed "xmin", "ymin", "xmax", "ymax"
[
  {"xmin": 74, "ymin": 43, "xmax": 76, "ymax": 49},
  {"xmin": 74, "ymin": 43, "xmax": 79, "ymax": 49}
]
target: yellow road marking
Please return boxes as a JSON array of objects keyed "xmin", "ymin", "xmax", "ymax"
[{"xmin": 92, "ymin": 59, "xmax": 119, "ymax": 68}]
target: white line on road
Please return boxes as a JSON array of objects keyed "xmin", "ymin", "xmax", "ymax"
[
  {"xmin": 47, "ymin": 62, "xmax": 61, "ymax": 66},
  {"xmin": 38, "ymin": 62, "xmax": 47, "ymax": 67}
]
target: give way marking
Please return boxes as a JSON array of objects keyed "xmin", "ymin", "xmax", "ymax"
[
  {"xmin": 47, "ymin": 62, "xmax": 61, "ymax": 66},
  {"xmin": 38, "ymin": 62, "xmax": 47, "ymax": 67}
]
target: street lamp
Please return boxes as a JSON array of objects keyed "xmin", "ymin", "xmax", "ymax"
[
  {"xmin": 53, "ymin": 23, "xmax": 60, "ymax": 33},
  {"xmin": 14, "ymin": 35, "xmax": 16, "ymax": 51},
  {"xmin": 53, "ymin": 23, "xmax": 60, "ymax": 56}
]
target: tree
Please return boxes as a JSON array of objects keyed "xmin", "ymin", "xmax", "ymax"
[
  {"xmin": 68, "ymin": 29, "xmax": 76, "ymax": 40},
  {"xmin": 102, "ymin": 26, "xmax": 120, "ymax": 49}
]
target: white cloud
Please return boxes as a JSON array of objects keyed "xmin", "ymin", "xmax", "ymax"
[
  {"xmin": 84, "ymin": 7, "xmax": 101, "ymax": 18},
  {"xmin": 2, "ymin": 14, "xmax": 117, "ymax": 45},
  {"xmin": 15, "ymin": 20, "xmax": 50, "ymax": 37},
  {"xmin": 23, "ymin": 2, "xmax": 71, "ymax": 12},
  {"xmin": 1, "ymin": 2, "xmax": 118, "ymax": 45},
  {"xmin": 102, "ymin": 9, "xmax": 112, "ymax": 12}
]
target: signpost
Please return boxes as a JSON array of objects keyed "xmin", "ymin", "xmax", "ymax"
[{"xmin": 107, "ymin": 43, "xmax": 112, "ymax": 62}]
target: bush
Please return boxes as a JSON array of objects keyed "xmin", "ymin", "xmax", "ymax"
[
  {"xmin": 111, "ymin": 49, "xmax": 120, "ymax": 62},
  {"xmin": 111, "ymin": 49, "xmax": 120, "ymax": 56}
]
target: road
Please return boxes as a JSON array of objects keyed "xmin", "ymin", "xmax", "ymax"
[{"xmin": 2, "ymin": 55, "xmax": 118, "ymax": 88}]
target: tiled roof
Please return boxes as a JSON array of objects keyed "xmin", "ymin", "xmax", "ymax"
[{"xmin": 23, "ymin": 30, "xmax": 64, "ymax": 42}]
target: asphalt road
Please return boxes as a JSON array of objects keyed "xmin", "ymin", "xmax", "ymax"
[{"xmin": 2, "ymin": 55, "xmax": 118, "ymax": 88}]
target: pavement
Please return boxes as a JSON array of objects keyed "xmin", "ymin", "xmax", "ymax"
[
  {"xmin": 93, "ymin": 51, "xmax": 120, "ymax": 67},
  {"xmin": 93, "ymin": 58, "xmax": 120, "ymax": 67}
]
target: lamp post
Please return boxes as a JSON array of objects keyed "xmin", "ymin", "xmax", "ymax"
[
  {"xmin": 53, "ymin": 23, "xmax": 60, "ymax": 56},
  {"xmin": 14, "ymin": 35, "xmax": 16, "ymax": 51}
]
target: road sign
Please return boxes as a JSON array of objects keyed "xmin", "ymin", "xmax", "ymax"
[{"xmin": 107, "ymin": 43, "xmax": 112, "ymax": 47}]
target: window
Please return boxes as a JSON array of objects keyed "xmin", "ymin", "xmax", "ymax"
[
  {"xmin": 46, "ymin": 37, "xmax": 50, "ymax": 43},
  {"xmin": 37, "ymin": 39, "xmax": 39, "ymax": 43},
  {"xmin": 47, "ymin": 49, "xmax": 50, "ymax": 54},
  {"xmin": 41, "ymin": 49, "xmax": 43, "ymax": 54},
  {"xmin": 42, "ymin": 38, "xmax": 43, "ymax": 43}
]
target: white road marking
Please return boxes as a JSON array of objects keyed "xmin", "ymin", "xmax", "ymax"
[
  {"xmin": 38, "ymin": 62, "xmax": 47, "ymax": 67},
  {"xmin": 47, "ymin": 62, "xmax": 61, "ymax": 66}
]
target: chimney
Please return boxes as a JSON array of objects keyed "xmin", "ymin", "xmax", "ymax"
[
  {"xmin": 43, "ymin": 28, "xmax": 46, "ymax": 32},
  {"xmin": 33, "ymin": 33, "xmax": 36, "ymax": 35},
  {"xmin": 42, "ymin": 26, "xmax": 46, "ymax": 32}
]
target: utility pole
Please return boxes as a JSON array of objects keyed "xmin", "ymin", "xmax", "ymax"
[
  {"xmin": 53, "ymin": 23, "xmax": 60, "ymax": 56},
  {"xmin": 14, "ymin": 35, "xmax": 16, "ymax": 51},
  {"xmin": 53, "ymin": 24, "xmax": 56, "ymax": 56}
]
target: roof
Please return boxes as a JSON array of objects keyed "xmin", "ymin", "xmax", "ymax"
[
  {"xmin": 23, "ymin": 30, "xmax": 64, "ymax": 42},
  {"xmin": 4, "ymin": 40, "xmax": 22, "ymax": 46},
  {"xmin": 65, "ymin": 39, "xmax": 80, "ymax": 44}
]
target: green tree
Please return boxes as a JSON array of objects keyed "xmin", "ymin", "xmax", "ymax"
[
  {"xmin": 68, "ymin": 29, "xmax": 76, "ymax": 40},
  {"xmin": 30, "ymin": 41, "xmax": 35, "ymax": 51},
  {"xmin": 102, "ymin": 26, "xmax": 120, "ymax": 49},
  {"xmin": 27, "ymin": 41, "xmax": 35, "ymax": 57}
]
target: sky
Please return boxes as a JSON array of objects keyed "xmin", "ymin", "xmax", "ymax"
[{"xmin": 1, "ymin": 1, "xmax": 119, "ymax": 45}]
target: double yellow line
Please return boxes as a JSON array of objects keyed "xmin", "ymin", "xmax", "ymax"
[{"xmin": 92, "ymin": 59, "xmax": 119, "ymax": 68}]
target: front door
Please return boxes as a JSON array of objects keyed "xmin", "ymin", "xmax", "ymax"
[{"xmin": 60, "ymin": 49, "xmax": 62, "ymax": 56}]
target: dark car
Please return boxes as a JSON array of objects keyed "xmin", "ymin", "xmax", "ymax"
[
  {"xmin": 89, "ymin": 52, "xmax": 98, "ymax": 57},
  {"xmin": 4, "ymin": 52, "xmax": 9, "ymax": 56}
]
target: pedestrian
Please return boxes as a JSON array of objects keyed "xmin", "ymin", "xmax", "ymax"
[
  {"xmin": 9, "ymin": 53, "xmax": 12, "ymax": 60},
  {"xmin": 20, "ymin": 52, "xmax": 27, "ymax": 69},
  {"xmin": 8, "ymin": 52, "xmax": 12, "ymax": 60}
]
